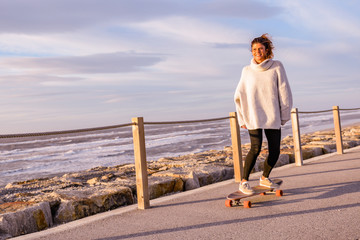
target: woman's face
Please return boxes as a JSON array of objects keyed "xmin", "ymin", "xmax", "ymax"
[{"xmin": 252, "ymin": 43, "xmax": 267, "ymax": 64}]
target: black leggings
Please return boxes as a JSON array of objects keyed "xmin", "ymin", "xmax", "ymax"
[{"xmin": 242, "ymin": 129, "xmax": 281, "ymax": 181}]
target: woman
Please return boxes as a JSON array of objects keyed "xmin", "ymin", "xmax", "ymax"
[{"xmin": 234, "ymin": 34, "xmax": 293, "ymax": 194}]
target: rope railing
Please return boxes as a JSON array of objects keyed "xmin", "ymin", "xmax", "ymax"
[
  {"xmin": 0, "ymin": 116, "xmax": 234, "ymax": 139},
  {"xmin": 144, "ymin": 116, "xmax": 231, "ymax": 125},
  {"xmin": 298, "ymin": 107, "xmax": 360, "ymax": 114},
  {"xmin": 3, "ymin": 106, "xmax": 357, "ymax": 139},
  {"xmin": 339, "ymin": 107, "xmax": 360, "ymax": 111},
  {"xmin": 298, "ymin": 109, "xmax": 333, "ymax": 114},
  {"xmin": 0, "ymin": 123, "xmax": 134, "ymax": 139}
]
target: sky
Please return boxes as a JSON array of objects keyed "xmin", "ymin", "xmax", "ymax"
[{"xmin": 0, "ymin": 0, "xmax": 359, "ymax": 134}]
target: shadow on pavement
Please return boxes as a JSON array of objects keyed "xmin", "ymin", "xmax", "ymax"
[{"xmin": 95, "ymin": 202, "xmax": 360, "ymax": 240}]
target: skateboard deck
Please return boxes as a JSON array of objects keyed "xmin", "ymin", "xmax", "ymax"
[{"xmin": 225, "ymin": 179, "xmax": 283, "ymax": 208}]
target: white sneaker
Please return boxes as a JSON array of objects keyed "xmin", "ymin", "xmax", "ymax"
[
  {"xmin": 239, "ymin": 181, "xmax": 255, "ymax": 195},
  {"xmin": 260, "ymin": 177, "xmax": 280, "ymax": 189}
]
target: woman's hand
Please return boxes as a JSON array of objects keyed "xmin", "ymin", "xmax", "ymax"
[{"xmin": 241, "ymin": 125, "xmax": 247, "ymax": 129}]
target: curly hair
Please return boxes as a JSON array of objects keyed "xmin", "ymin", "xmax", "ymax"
[{"xmin": 251, "ymin": 33, "xmax": 274, "ymax": 59}]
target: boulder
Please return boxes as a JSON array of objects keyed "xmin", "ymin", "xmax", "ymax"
[
  {"xmin": 0, "ymin": 202, "xmax": 52, "ymax": 239},
  {"xmin": 53, "ymin": 186, "xmax": 133, "ymax": 224},
  {"xmin": 193, "ymin": 165, "xmax": 234, "ymax": 187},
  {"xmin": 151, "ymin": 167, "xmax": 190, "ymax": 179},
  {"xmin": 185, "ymin": 171, "xmax": 201, "ymax": 191},
  {"xmin": 308, "ymin": 141, "xmax": 336, "ymax": 153},
  {"xmin": 275, "ymin": 154, "xmax": 290, "ymax": 167},
  {"xmin": 254, "ymin": 154, "xmax": 289, "ymax": 172},
  {"xmin": 148, "ymin": 176, "xmax": 184, "ymax": 199},
  {"xmin": 343, "ymin": 140, "xmax": 359, "ymax": 149},
  {"xmin": 301, "ymin": 147, "xmax": 324, "ymax": 159}
]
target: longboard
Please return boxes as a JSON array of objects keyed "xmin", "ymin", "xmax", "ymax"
[{"xmin": 225, "ymin": 179, "xmax": 283, "ymax": 208}]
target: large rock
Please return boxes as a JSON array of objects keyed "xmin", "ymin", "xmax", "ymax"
[
  {"xmin": 152, "ymin": 165, "xmax": 234, "ymax": 191},
  {"xmin": 0, "ymin": 202, "xmax": 52, "ymax": 239},
  {"xmin": 185, "ymin": 171, "xmax": 201, "ymax": 191},
  {"xmin": 151, "ymin": 167, "xmax": 190, "ymax": 179},
  {"xmin": 148, "ymin": 176, "xmax": 184, "ymax": 199},
  {"xmin": 151, "ymin": 164, "xmax": 234, "ymax": 191},
  {"xmin": 254, "ymin": 154, "xmax": 289, "ymax": 172},
  {"xmin": 192, "ymin": 165, "xmax": 234, "ymax": 187},
  {"xmin": 301, "ymin": 147, "xmax": 324, "ymax": 159},
  {"xmin": 53, "ymin": 186, "xmax": 133, "ymax": 224},
  {"xmin": 343, "ymin": 140, "xmax": 360, "ymax": 149},
  {"xmin": 275, "ymin": 154, "xmax": 290, "ymax": 167},
  {"xmin": 308, "ymin": 141, "xmax": 336, "ymax": 153}
]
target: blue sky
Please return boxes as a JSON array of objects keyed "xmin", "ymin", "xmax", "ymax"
[{"xmin": 0, "ymin": 0, "xmax": 359, "ymax": 134}]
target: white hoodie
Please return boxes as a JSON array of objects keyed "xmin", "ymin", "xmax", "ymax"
[{"xmin": 234, "ymin": 58, "xmax": 293, "ymax": 130}]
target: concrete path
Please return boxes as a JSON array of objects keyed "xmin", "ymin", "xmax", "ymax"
[{"xmin": 15, "ymin": 146, "xmax": 360, "ymax": 240}]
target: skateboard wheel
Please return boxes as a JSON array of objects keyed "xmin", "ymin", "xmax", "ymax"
[
  {"xmin": 225, "ymin": 199, "xmax": 233, "ymax": 207},
  {"xmin": 243, "ymin": 201, "xmax": 251, "ymax": 208},
  {"xmin": 276, "ymin": 189, "xmax": 283, "ymax": 197},
  {"xmin": 260, "ymin": 192, "xmax": 266, "ymax": 196}
]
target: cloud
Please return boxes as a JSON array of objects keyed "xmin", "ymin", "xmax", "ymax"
[
  {"xmin": 278, "ymin": 0, "xmax": 360, "ymax": 39},
  {"xmin": 0, "ymin": 52, "xmax": 165, "ymax": 74},
  {"xmin": 0, "ymin": 0, "xmax": 283, "ymax": 34},
  {"xmin": 208, "ymin": 43, "xmax": 249, "ymax": 49},
  {"xmin": 0, "ymin": 74, "xmax": 84, "ymax": 83},
  {"xmin": 0, "ymin": 0, "xmax": 174, "ymax": 33},
  {"xmin": 131, "ymin": 16, "xmax": 250, "ymax": 45},
  {"xmin": 199, "ymin": 0, "xmax": 283, "ymax": 19}
]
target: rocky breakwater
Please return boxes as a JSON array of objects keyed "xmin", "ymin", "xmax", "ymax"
[{"xmin": 0, "ymin": 124, "xmax": 359, "ymax": 239}]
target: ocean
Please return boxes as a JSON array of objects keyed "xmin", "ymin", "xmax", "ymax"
[{"xmin": 0, "ymin": 111, "xmax": 359, "ymax": 187}]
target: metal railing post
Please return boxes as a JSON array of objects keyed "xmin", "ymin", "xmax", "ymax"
[
  {"xmin": 229, "ymin": 112, "xmax": 243, "ymax": 182},
  {"xmin": 132, "ymin": 117, "xmax": 150, "ymax": 209},
  {"xmin": 332, "ymin": 106, "xmax": 344, "ymax": 154},
  {"xmin": 291, "ymin": 108, "xmax": 303, "ymax": 166}
]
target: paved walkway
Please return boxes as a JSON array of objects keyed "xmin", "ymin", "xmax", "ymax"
[{"xmin": 15, "ymin": 146, "xmax": 360, "ymax": 240}]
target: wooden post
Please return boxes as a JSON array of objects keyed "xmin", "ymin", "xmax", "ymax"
[
  {"xmin": 132, "ymin": 117, "xmax": 150, "ymax": 209},
  {"xmin": 229, "ymin": 112, "xmax": 243, "ymax": 182},
  {"xmin": 332, "ymin": 106, "xmax": 344, "ymax": 154},
  {"xmin": 291, "ymin": 108, "xmax": 303, "ymax": 166}
]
